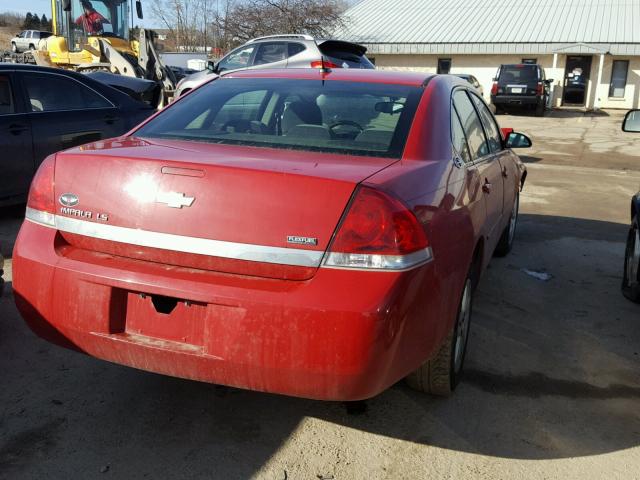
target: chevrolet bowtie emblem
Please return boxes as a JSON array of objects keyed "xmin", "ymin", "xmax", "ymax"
[{"xmin": 156, "ymin": 192, "xmax": 195, "ymax": 208}]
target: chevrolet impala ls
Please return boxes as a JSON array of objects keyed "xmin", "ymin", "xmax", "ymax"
[{"xmin": 13, "ymin": 69, "xmax": 529, "ymax": 400}]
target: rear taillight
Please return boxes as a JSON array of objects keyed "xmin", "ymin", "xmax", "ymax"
[
  {"xmin": 491, "ymin": 82, "xmax": 499, "ymax": 95},
  {"xmin": 536, "ymin": 82, "xmax": 544, "ymax": 95},
  {"xmin": 311, "ymin": 60, "xmax": 341, "ymax": 69},
  {"xmin": 324, "ymin": 186, "xmax": 431, "ymax": 270},
  {"xmin": 26, "ymin": 154, "xmax": 56, "ymax": 226}
]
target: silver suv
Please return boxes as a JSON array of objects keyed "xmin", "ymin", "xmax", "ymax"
[
  {"xmin": 174, "ymin": 34, "xmax": 374, "ymax": 98},
  {"xmin": 11, "ymin": 30, "xmax": 52, "ymax": 53}
]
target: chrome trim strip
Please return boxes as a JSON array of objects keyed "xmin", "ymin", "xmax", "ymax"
[
  {"xmin": 25, "ymin": 208, "xmax": 324, "ymax": 267},
  {"xmin": 322, "ymin": 247, "xmax": 433, "ymax": 271},
  {"xmin": 25, "ymin": 207, "xmax": 55, "ymax": 227}
]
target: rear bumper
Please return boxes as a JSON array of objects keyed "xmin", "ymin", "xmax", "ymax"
[
  {"xmin": 13, "ymin": 220, "xmax": 445, "ymax": 400},
  {"xmin": 491, "ymin": 95, "xmax": 542, "ymax": 106}
]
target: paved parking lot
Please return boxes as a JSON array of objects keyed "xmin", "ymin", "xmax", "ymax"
[{"xmin": 1, "ymin": 110, "xmax": 639, "ymax": 479}]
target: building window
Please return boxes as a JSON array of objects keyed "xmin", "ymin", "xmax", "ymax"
[
  {"xmin": 609, "ymin": 60, "xmax": 629, "ymax": 98},
  {"xmin": 437, "ymin": 58, "xmax": 451, "ymax": 74},
  {"xmin": 522, "ymin": 58, "xmax": 537, "ymax": 64}
]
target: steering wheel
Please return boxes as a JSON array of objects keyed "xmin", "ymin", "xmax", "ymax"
[{"xmin": 329, "ymin": 120, "xmax": 364, "ymax": 135}]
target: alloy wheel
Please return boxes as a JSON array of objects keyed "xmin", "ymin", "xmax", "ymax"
[{"xmin": 453, "ymin": 279, "xmax": 472, "ymax": 373}]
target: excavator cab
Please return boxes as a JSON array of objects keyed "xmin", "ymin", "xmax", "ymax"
[
  {"xmin": 56, "ymin": 0, "xmax": 130, "ymax": 52},
  {"xmin": 43, "ymin": 0, "xmax": 175, "ymax": 105}
]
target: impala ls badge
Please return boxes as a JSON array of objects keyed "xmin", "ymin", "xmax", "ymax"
[
  {"xmin": 59, "ymin": 193, "xmax": 79, "ymax": 207},
  {"xmin": 156, "ymin": 192, "xmax": 195, "ymax": 208},
  {"xmin": 287, "ymin": 235, "xmax": 318, "ymax": 246}
]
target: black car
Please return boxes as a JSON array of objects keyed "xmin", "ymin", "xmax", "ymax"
[
  {"xmin": 490, "ymin": 64, "xmax": 553, "ymax": 116},
  {"xmin": 0, "ymin": 64, "xmax": 155, "ymax": 206},
  {"xmin": 622, "ymin": 110, "xmax": 640, "ymax": 303}
]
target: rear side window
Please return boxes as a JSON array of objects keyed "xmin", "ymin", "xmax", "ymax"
[
  {"xmin": 452, "ymin": 90, "xmax": 488, "ymax": 160},
  {"xmin": 136, "ymin": 78, "xmax": 422, "ymax": 158},
  {"xmin": 498, "ymin": 65, "xmax": 539, "ymax": 83},
  {"xmin": 451, "ymin": 105, "xmax": 471, "ymax": 163},
  {"xmin": 470, "ymin": 93, "xmax": 502, "ymax": 153},
  {"xmin": 23, "ymin": 73, "xmax": 112, "ymax": 112},
  {"xmin": 288, "ymin": 43, "xmax": 306, "ymax": 57}
]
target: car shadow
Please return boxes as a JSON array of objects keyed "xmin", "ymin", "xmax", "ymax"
[
  {"xmin": 1, "ymin": 214, "xmax": 639, "ymax": 477},
  {"xmin": 518, "ymin": 155, "xmax": 543, "ymax": 163},
  {"xmin": 498, "ymin": 108, "xmax": 611, "ymax": 119}
]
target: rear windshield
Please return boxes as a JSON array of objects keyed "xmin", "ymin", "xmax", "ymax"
[
  {"xmin": 498, "ymin": 65, "xmax": 538, "ymax": 83},
  {"xmin": 135, "ymin": 78, "xmax": 422, "ymax": 158}
]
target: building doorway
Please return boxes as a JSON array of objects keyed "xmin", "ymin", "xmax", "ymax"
[{"xmin": 562, "ymin": 56, "xmax": 592, "ymax": 105}]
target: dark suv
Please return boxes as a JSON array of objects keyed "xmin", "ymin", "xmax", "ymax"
[{"xmin": 490, "ymin": 64, "xmax": 553, "ymax": 116}]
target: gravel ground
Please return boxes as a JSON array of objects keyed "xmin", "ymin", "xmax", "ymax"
[{"xmin": 1, "ymin": 109, "xmax": 639, "ymax": 479}]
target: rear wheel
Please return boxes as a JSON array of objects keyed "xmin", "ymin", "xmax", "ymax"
[
  {"xmin": 406, "ymin": 272, "xmax": 473, "ymax": 396},
  {"xmin": 28, "ymin": 44, "xmax": 35, "ymax": 51},
  {"xmin": 495, "ymin": 190, "xmax": 519, "ymax": 257},
  {"xmin": 11, "ymin": 42, "xmax": 17, "ymax": 53},
  {"xmin": 535, "ymin": 100, "xmax": 545, "ymax": 117},
  {"xmin": 622, "ymin": 215, "xmax": 640, "ymax": 303}
]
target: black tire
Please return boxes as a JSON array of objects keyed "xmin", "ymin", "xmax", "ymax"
[
  {"xmin": 11, "ymin": 42, "xmax": 17, "ymax": 53},
  {"xmin": 406, "ymin": 271, "xmax": 474, "ymax": 396},
  {"xmin": 28, "ymin": 44, "xmax": 35, "ymax": 51},
  {"xmin": 622, "ymin": 215, "xmax": 640, "ymax": 303},
  {"xmin": 535, "ymin": 100, "xmax": 545, "ymax": 117},
  {"xmin": 495, "ymin": 190, "xmax": 519, "ymax": 257}
]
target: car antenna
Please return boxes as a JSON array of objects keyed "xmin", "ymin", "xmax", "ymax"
[{"xmin": 320, "ymin": 55, "xmax": 331, "ymax": 85}]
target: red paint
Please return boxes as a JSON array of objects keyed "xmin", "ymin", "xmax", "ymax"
[{"xmin": 13, "ymin": 71, "xmax": 526, "ymax": 400}]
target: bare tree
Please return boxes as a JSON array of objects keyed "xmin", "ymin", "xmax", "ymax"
[
  {"xmin": 150, "ymin": 0, "xmax": 213, "ymax": 52},
  {"xmin": 215, "ymin": 0, "xmax": 348, "ymax": 50}
]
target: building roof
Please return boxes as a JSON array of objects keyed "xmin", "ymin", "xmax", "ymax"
[{"xmin": 338, "ymin": 0, "xmax": 640, "ymax": 55}]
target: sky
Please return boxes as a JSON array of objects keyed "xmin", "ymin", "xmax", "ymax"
[{"xmin": 0, "ymin": 0, "xmax": 161, "ymax": 27}]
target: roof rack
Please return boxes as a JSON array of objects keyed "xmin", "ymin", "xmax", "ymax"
[{"xmin": 246, "ymin": 34, "xmax": 314, "ymax": 43}]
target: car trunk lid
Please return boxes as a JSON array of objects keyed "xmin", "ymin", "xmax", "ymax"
[{"xmin": 52, "ymin": 137, "xmax": 396, "ymax": 280}]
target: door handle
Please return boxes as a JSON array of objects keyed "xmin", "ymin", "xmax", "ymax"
[
  {"xmin": 501, "ymin": 166, "xmax": 508, "ymax": 178},
  {"xmin": 103, "ymin": 115, "xmax": 118, "ymax": 125},
  {"xmin": 482, "ymin": 179, "xmax": 492, "ymax": 194},
  {"xmin": 8, "ymin": 124, "xmax": 28, "ymax": 135}
]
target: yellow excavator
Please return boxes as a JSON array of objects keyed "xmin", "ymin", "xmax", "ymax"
[{"xmin": 32, "ymin": 0, "xmax": 175, "ymax": 104}]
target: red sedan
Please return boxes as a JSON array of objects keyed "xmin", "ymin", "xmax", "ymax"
[{"xmin": 13, "ymin": 69, "xmax": 529, "ymax": 400}]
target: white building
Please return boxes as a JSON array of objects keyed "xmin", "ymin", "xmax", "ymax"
[{"xmin": 339, "ymin": 0, "xmax": 640, "ymax": 110}]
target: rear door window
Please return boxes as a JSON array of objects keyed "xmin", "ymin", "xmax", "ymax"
[
  {"xmin": 253, "ymin": 42, "xmax": 287, "ymax": 66},
  {"xmin": 452, "ymin": 90, "xmax": 489, "ymax": 160},
  {"xmin": 23, "ymin": 73, "xmax": 112, "ymax": 112},
  {"xmin": 0, "ymin": 75, "xmax": 15, "ymax": 115},
  {"xmin": 470, "ymin": 93, "xmax": 502, "ymax": 153}
]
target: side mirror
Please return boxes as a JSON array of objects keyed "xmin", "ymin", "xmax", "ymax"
[
  {"xmin": 62, "ymin": 0, "xmax": 71, "ymax": 11},
  {"xmin": 206, "ymin": 61, "xmax": 216, "ymax": 73},
  {"xmin": 136, "ymin": 0, "xmax": 143, "ymax": 19},
  {"xmin": 505, "ymin": 131, "xmax": 532, "ymax": 148},
  {"xmin": 623, "ymin": 109, "xmax": 640, "ymax": 133}
]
